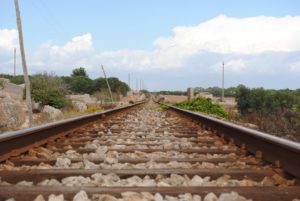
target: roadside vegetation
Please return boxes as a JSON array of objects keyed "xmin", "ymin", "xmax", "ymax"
[
  {"xmin": 157, "ymin": 90, "xmax": 187, "ymax": 96},
  {"xmin": 0, "ymin": 67, "xmax": 130, "ymax": 110},
  {"xmin": 235, "ymin": 85, "xmax": 300, "ymax": 141},
  {"xmin": 174, "ymin": 97, "xmax": 228, "ymax": 118},
  {"xmin": 162, "ymin": 85, "xmax": 300, "ymax": 141}
]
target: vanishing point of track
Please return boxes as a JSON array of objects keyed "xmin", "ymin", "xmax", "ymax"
[{"xmin": 0, "ymin": 100, "xmax": 300, "ymax": 201}]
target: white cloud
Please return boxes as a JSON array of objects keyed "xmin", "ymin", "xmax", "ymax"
[
  {"xmin": 15, "ymin": 15, "xmax": 300, "ymax": 73},
  {"xmin": 212, "ymin": 59, "xmax": 247, "ymax": 73},
  {"xmin": 289, "ymin": 61, "xmax": 300, "ymax": 73},
  {"xmin": 0, "ymin": 29, "xmax": 18, "ymax": 50},
  {"xmin": 1, "ymin": 15, "xmax": 300, "ymax": 89},
  {"xmin": 226, "ymin": 59, "xmax": 247, "ymax": 72},
  {"xmin": 154, "ymin": 15, "xmax": 300, "ymax": 54}
]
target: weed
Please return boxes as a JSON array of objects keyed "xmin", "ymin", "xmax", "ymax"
[{"xmin": 84, "ymin": 106, "xmax": 104, "ymax": 113}]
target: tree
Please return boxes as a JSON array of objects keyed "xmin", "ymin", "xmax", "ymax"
[
  {"xmin": 235, "ymin": 85, "xmax": 251, "ymax": 114},
  {"xmin": 249, "ymin": 88, "xmax": 266, "ymax": 112},
  {"xmin": 93, "ymin": 77, "xmax": 129, "ymax": 96},
  {"xmin": 71, "ymin": 67, "xmax": 88, "ymax": 77},
  {"xmin": 70, "ymin": 76, "xmax": 94, "ymax": 94}
]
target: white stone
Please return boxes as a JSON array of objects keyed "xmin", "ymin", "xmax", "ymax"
[
  {"xmin": 72, "ymin": 101, "xmax": 87, "ymax": 112},
  {"xmin": 61, "ymin": 176, "xmax": 92, "ymax": 187},
  {"xmin": 5, "ymin": 198, "xmax": 16, "ymax": 201},
  {"xmin": 140, "ymin": 192, "xmax": 155, "ymax": 200},
  {"xmin": 218, "ymin": 192, "xmax": 250, "ymax": 201},
  {"xmin": 111, "ymin": 124, "xmax": 119, "ymax": 129},
  {"xmin": 33, "ymin": 195, "xmax": 46, "ymax": 201},
  {"xmin": 16, "ymin": 180, "xmax": 33, "ymax": 186},
  {"xmin": 73, "ymin": 190, "xmax": 91, "ymax": 201},
  {"xmin": 125, "ymin": 176, "xmax": 143, "ymax": 186},
  {"xmin": 179, "ymin": 193, "xmax": 193, "ymax": 201},
  {"xmin": 96, "ymin": 146, "xmax": 108, "ymax": 156},
  {"xmin": 83, "ymin": 159, "xmax": 99, "ymax": 169},
  {"xmin": 165, "ymin": 195, "xmax": 179, "ymax": 201},
  {"xmin": 189, "ymin": 175, "xmax": 204, "ymax": 186},
  {"xmin": 37, "ymin": 179, "xmax": 61, "ymax": 186},
  {"xmin": 203, "ymin": 193, "xmax": 218, "ymax": 201},
  {"xmin": 193, "ymin": 194, "xmax": 202, "ymax": 201},
  {"xmin": 157, "ymin": 181, "xmax": 170, "ymax": 187},
  {"xmin": 105, "ymin": 157, "xmax": 118, "ymax": 164},
  {"xmin": 48, "ymin": 194, "xmax": 64, "ymax": 201},
  {"xmin": 154, "ymin": 193, "xmax": 164, "ymax": 201},
  {"xmin": 42, "ymin": 105, "xmax": 62, "ymax": 119},
  {"xmin": 97, "ymin": 194, "xmax": 118, "ymax": 201},
  {"xmin": 55, "ymin": 157, "xmax": 71, "ymax": 168},
  {"xmin": 84, "ymin": 143, "xmax": 98, "ymax": 149}
]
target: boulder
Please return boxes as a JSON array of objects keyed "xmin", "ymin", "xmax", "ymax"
[
  {"xmin": 68, "ymin": 94, "xmax": 98, "ymax": 109},
  {"xmin": 42, "ymin": 105, "xmax": 62, "ymax": 119},
  {"xmin": 137, "ymin": 94, "xmax": 146, "ymax": 101},
  {"xmin": 32, "ymin": 101, "xmax": 44, "ymax": 113},
  {"xmin": 0, "ymin": 90, "xmax": 27, "ymax": 130},
  {"xmin": 0, "ymin": 78, "xmax": 24, "ymax": 101},
  {"xmin": 72, "ymin": 101, "xmax": 87, "ymax": 112}
]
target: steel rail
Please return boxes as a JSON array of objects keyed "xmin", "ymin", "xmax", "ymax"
[
  {"xmin": 160, "ymin": 103, "xmax": 300, "ymax": 179},
  {"xmin": 0, "ymin": 101, "xmax": 144, "ymax": 162}
]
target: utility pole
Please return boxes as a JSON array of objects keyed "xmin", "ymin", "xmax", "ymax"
[
  {"xmin": 136, "ymin": 79, "xmax": 138, "ymax": 93},
  {"xmin": 221, "ymin": 61, "xmax": 225, "ymax": 102},
  {"xmin": 14, "ymin": 0, "xmax": 33, "ymax": 126},
  {"xmin": 13, "ymin": 47, "xmax": 16, "ymax": 76},
  {"xmin": 101, "ymin": 65, "xmax": 114, "ymax": 104},
  {"xmin": 128, "ymin": 73, "xmax": 131, "ymax": 90}
]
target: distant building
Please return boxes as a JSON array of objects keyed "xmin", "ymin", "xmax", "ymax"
[{"xmin": 196, "ymin": 92, "xmax": 213, "ymax": 99}]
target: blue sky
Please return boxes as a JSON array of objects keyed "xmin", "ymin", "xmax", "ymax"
[{"xmin": 1, "ymin": 0, "xmax": 300, "ymax": 90}]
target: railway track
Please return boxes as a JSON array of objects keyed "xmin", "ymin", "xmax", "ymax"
[{"xmin": 0, "ymin": 101, "xmax": 300, "ymax": 201}]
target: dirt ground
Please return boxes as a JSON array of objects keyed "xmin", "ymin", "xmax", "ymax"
[{"xmin": 162, "ymin": 95, "xmax": 188, "ymax": 103}]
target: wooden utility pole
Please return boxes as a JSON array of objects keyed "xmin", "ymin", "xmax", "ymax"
[
  {"xmin": 101, "ymin": 65, "xmax": 114, "ymax": 103},
  {"xmin": 14, "ymin": 0, "xmax": 33, "ymax": 126},
  {"xmin": 128, "ymin": 73, "xmax": 131, "ymax": 90},
  {"xmin": 221, "ymin": 61, "xmax": 225, "ymax": 102},
  {"xmin": 13, "ymin": 47, "xmax": 16, "ymax": 76}
]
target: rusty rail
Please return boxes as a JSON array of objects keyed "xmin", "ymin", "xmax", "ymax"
[
  {"xmin": 0, "ymin": 101, "xmax": 144, "ymax": 162},
  {"xmin": 160, "ymin": 103, "xmax": 300, "ymax": 179}
]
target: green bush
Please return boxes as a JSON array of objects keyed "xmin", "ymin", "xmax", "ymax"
[
  {"xmin": 175, "ymin": 97, "xmax": 228, "ymax": 118},
  {"xmin": 0, "ymin": 74, "xmax": 24, "ymax": 84},
  {"xmin": 30, "ymin": 73, "xmax": 69, "ymax": 109}
]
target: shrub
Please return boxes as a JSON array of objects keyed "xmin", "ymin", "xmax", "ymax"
[
  {"xmin": 175, "ymin": 97, "xmax": 228, "ymax": 118},
  {"xmin": 30, "ymin": 73, "xmax": 69, "ymax": 109}
]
